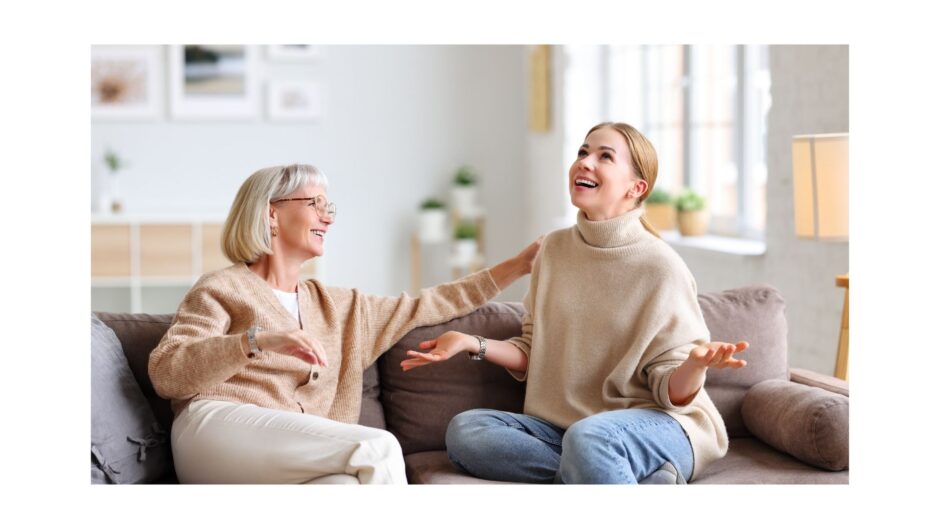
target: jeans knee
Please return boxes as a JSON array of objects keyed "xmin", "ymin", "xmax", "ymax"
[
  {"xmin": 562, "ymin": 417, "xmax": 613, "ymax": 454},
  {"xmin": 446, "ymin": 409, "xmax": 500, "ymax": 464}
]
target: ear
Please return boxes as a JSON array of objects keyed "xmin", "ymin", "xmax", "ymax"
[
  {"xmin": 268, "ymin": 205, "xmax": 279, "ymax": 230},
  {"xmin": 628, "ymin": 179, "xmax": 649, "ymax": 199}
]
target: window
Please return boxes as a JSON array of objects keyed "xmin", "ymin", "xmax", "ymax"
[{"xmin": 565, "ymin": 45, "xmax": 771, "ymax": 240}]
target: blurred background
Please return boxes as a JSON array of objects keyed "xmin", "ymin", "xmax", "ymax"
[{"xmin": 90, "ymin": 44, "xmax": 848, "ymax": 376}]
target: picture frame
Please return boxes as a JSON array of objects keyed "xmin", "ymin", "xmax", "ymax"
[
  {"xmin": 168, "ymin": 45, "xmax": 260, "ymax": 119},
  {"xmin": 267, "ymin": 81, "xmax": 322, "ymax": 121},
  {"xmin": 91, "ymin": 46, "xmax": 163, "ymax": 120},
  {"xmin": 267, "ymin": 45, "xmax": 322, "ymax": 61}
]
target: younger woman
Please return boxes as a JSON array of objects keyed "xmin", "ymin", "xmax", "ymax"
[{"xmin": 401, "ymin": 123, "xmax": 747, "ymax": 484}]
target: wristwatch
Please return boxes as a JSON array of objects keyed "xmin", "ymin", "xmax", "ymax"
[
  {"xmin": 246, "ymin": 326, "xmax": 262, "ymax": 358},
  {"xmin": 468, "ymin": 335, "xmax": 487, "ymax": 361}
]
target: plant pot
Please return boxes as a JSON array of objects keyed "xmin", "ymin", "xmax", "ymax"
[
  {"xmin": 453, "ymin": 239, "xmax": 478, "ymax": 266},
  {"xmin": 418, "ymin": 209, "xmax": 448, "ymax": 243},
  {"xmin": 645, "ymin": 203, "xmax": 676, "ymax": 231},
  {"xmin": 451, "ymin": 186, "xmax": 477, "ymax": 216},
  {"xmin": 677, "ymin": 210, "xmax": 708, "ymax": 236}
]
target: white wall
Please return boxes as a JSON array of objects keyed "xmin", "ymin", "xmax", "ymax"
[
  {"xmin": 92, "ymin": 45, "xmax": 529, "ymax": 301},
  {"xmin": 522, "ymin": 45, "xmax": 849, "ymax": 375},
  {"xmin": 670, "ymin": 45, "xmax": 849, "ymax": 374}
]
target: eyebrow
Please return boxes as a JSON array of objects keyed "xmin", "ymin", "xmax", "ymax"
[{"xmin": 580, "ymin": 144, "xmax": 617, "ymax": 153}]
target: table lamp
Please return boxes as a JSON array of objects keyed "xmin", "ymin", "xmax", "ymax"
[{"xmin": 792, "ymin": 133, "xmax": 849, "ymax": 380}]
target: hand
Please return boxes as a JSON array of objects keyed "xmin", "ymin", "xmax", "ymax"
[
  {"xmin": 515, "ymin": 236, "xmax": 543, "ymax": 275},
  {"xmin": 686, "ymin": 341, "xmax": 749, "ymax": 370},
  {"xmin": 256, "ymin": 329, "xmax": 329, "ymax": 367},
  {"xmin": 400, "ymin": 331, "xmax": 474, "ymax": 372}
]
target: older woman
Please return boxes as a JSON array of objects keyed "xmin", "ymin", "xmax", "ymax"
[{"xmin": 149, "ymin": 163, "xmax": 538, "ymax": 484}]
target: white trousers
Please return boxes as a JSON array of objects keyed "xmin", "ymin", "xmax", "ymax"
[{"xmin": 171, "ymin": 399, "xmax": 407, "ymax": 484}]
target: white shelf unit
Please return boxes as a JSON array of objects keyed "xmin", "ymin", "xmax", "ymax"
[{"xmin": 91, "ymin": 216, "xmax": 322, "ymax": 313}]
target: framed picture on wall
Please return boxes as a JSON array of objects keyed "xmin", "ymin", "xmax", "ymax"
[
  {"xmin": 91, "ymin": 46, "xmax": 163, "ymax": 120},
  {"xmin": 267, "ymin": 81, "xmax": 322, "ymax": 121},
  {"xmin": 168, "ymin": 45, "xmax": 260, "ymax": 119},
  {"xmin": 267, "ymin": 45, "xmax": 322, "ymax": 61}
]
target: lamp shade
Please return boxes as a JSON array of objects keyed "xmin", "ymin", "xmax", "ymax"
[{"xmin": 792, "ymin": 133, "xmax": 849, "ymax": 240}]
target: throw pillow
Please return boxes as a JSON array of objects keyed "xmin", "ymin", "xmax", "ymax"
[
  {"xmin": 91, "ymin": 314, "xmax": 170, "ymax": 483},
  {"xmin": 378, "ymin": 302, "xmax": 527, "ymax": 455},
  {"xmin": 741, "ymin": 379, "xmax": 849, "ymax": 471},
  {"xmin": 699, "ymin": 285, "xmax": 790, "ymax": 438}
]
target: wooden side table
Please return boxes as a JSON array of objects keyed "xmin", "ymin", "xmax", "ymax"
[{"xmin": 835, "ymin": 274, "xmax": 849, "ymax": 381}]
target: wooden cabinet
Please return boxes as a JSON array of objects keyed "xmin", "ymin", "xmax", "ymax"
[{"xmin": 91, "ymin": 217, "xmax": 321, "ymax": 313}]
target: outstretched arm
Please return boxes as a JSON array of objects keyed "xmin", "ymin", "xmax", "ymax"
[
  {"xmin": 668, "ymin": 341, "xmax": 748, "ymax": 406},
  {"xmin": 399, "ymin": 330, "xmax": 528, "ymax": 374}
]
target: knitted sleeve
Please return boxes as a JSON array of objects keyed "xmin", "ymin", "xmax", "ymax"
[
  {"xmin": 355, "ymin": 269, "xmax": 501, "ymax": 368},
  {"xmin": 638, "ymin": 264, "xmax": 711, "ymax": 412},
  {"xmin": 505, "ymin": 250, "xmax": 542, "ymax": 381},
  {"xmin": 148, "ymin": 283, "xmax": 252, "ymax": 400}
]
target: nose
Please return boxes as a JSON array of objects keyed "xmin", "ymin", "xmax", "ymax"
[{"xmin": 577, "ymin": 154, "xmax": 595, "ymax": 171}]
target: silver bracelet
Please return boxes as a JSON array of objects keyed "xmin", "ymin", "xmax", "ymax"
[{"xmin": 468, "ymin": 335, "xmax": 487, "ymax": 361}]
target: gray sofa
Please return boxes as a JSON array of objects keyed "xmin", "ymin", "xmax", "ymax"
[{"xmin": 91, "ymin": 284, "xmax": 848, "ymax": 484}]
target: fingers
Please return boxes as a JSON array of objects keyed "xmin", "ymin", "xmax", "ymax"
[
  {"xmin": 310, "ymin": 339, "xmax": 329, "ymax": 367},
  {"xmin": 289, "ymin": 346, "xmax": 320, "ymax": 365},
  {"xmin": 418, "ymin": 339, "xmax": 438, "ymax": 350},
  {"xmin": 406, "ymin": 350, "xmax": 444, "ymax": 362}
]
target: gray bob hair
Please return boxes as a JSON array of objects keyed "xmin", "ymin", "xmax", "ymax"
[{"xmin": 221, "ymin": 164, "xmax": 329, "ymax": 264}]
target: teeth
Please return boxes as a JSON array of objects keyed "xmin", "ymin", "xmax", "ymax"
[
  {"xmin": 311, "ymin": 230, "xmax": 325, "ymax": 237},
  {"xmin": 575, "ymin": 178, "xmax": 598, "ymax": 188}
]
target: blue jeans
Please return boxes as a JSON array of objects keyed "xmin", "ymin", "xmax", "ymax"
[{"xmin": 445, "ymin": 408, "xmax": 694, "ymax": 484}]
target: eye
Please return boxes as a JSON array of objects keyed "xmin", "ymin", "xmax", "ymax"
[
  {"xmin": 577, "ymin": 149, "xmax": 588, "ymax": 158},
  {"xmin": 601, "ymin": 152, "xmax": 613, "ymax": 160}
]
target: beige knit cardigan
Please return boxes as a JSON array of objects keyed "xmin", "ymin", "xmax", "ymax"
[{"xmin": 149, "ymin": 263, "xmax": 500, "ymax": 422}]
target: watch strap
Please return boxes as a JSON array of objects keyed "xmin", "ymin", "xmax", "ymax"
[
  {"xmin": 246, "ymin": 326, "xmax": 262, "ymax": 357},
  {"xmin": 468, "ymin": 335, "xmax": 487, "ymax": 361}
]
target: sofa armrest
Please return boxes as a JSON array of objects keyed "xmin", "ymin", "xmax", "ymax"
[
  {"xmin": 741, "ymin": 379, "xmax": 849, "ymax": 471},
  {"xmin": 789, "ymin": 367, "xmax": 848, "ymax": 397}
]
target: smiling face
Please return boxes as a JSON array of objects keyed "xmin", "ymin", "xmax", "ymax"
[
  {"xmin": 569, "ymin": 126, "xmax": 648, "ymax": 221},
  {"xmin": 269, "ymin": 183, "xmax": 333, "ymax": 261}
]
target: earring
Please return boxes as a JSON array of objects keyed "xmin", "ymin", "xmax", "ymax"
[{"xmin": 271, "ymin": 226, "xmax": 279, "ymax": 237}]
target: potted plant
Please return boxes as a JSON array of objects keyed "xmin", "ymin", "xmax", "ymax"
[
  {"xmin": 451, "ymin": 165, "xmax": 478, "ymax": 217},
  {"xmin": 675, "ymin": 188, "xmax": 708, "ymax": 236},
  {"xmin": 97, "ymin": 148, "xmax": 126, "ymax": 214},
  {"xmin": 644, "ymin": 188, "xmax": 676, "ymax": 231},
  {"xmin": 453, "ymin": 219, "xmax": 479, "ymax": 265},
  {"xmin": 417, "ymin": 198, "xmax": 448, "ymax": 243}
]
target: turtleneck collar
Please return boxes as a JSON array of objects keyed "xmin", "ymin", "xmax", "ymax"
[{"xmin": 575, "ymin": 206, "xmax": 648, "ymax": 248}]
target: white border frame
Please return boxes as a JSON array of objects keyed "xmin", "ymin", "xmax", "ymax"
[
  {"xmin": 168, "ymin": 45, "xmax": 260, "ymax": 120},
  {"xmin": 267, "ymin": 80, "xmax": 322, "ymax": 121},
  {"xmin": 266, "ymin": 45, "xmax": 322, "ymax": 61},
  {"xmin": 91, "ymin": 46, "xmax": 163, "ymax": 120}
]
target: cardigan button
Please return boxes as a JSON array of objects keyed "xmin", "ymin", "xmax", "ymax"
[{"xmin": 311, "ymin": 371, "xmax": 319, "ymax": 381}]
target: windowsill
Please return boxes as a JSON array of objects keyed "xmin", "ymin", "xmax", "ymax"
[{"xmin": 660, "ymin": 230, "xmax": 766, "ymax": 256}]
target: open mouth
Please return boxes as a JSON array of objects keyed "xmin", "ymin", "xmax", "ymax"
[
  {"xmin": 575, "ymin": 177, "xmax": 599, "ymax": 189},
  {"xmin": 311, "ymin": 229, "xmax": 326, "ymax": 239}
]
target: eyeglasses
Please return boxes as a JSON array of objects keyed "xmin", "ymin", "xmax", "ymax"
[{"xmin": 271, "ymin": 195, "xmax": 337, "ymax": 219}]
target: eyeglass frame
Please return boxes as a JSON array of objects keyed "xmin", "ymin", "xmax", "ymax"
[{"xmin": 270, "ymin": 195, "xmax": 337, "ymax": 219}]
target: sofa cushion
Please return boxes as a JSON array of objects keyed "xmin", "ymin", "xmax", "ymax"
[
  {"xmin": 699, "ymin": 284, "xmax": 790, "ymax": 438},
  {"xmin": 378, "ymin": 302, "xmax": 527, "ymax": 455},
  {"xmin": 404, "ymin": 438, "xmax": 849, "ymax": 485},
  {"xmin": 741, "ymin": 379, "xmax": 849, "ymax": 471},
  {"xmin": 95, "ymin": 313, "xmax": 176, "ymax": 434},
  {"xmin": 91, "ymin": 314, "xmax": 171, "ymax": 483},
  {"xmin": 358, "ymin": 363, "xmax": 385, "ymax": 430}
]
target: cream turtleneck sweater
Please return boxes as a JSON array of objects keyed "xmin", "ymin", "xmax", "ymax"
[{"xmin": 506, "ymin": 207, "xmax": 728, "ymax": 479}]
